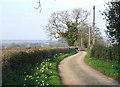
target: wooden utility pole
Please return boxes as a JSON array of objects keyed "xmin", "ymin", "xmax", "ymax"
[
  {"xmin": 81, "ymin": 37, "xmax": 83, "ymax": 49},
  {"xmin": 89, "ymin": 27, "xmax": 91, "ymax": 47},
  {"xmin": 93, "ymin": 5, "xmax": 95, "ymax": 45},
  {"xmin": 80, "ymin": 29, "xmax": 83, "ymax": 49}
]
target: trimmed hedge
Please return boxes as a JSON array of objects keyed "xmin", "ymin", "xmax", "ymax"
[
  {"xmin": 90, "ymin": 46, "xmax": 120, "ymax": 62},
  {"xmin": 2, "ymin": 49, "xmax": 77, "ymax": 86},
  {"xmin": 2, "ymin": 48, "xmax": 76, "ymax": 71},
  {"xmin": 85, "ymin": 50, "xmax": 120, "ymax": 81},
  {"xmin": 89, "ymin": 46, "xmax": 120, "ymax": 81},
  {"xmin": 2, "ymin": 48, "xmax": 77, "ymax": 83}
]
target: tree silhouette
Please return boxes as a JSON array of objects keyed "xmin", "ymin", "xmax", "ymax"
[{"xmin": 102, "ymin": 1, "xmax": 120, "ymax": 45}]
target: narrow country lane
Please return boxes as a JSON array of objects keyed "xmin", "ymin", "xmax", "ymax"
[{"xmin": 58, "ymin": 51, "xmax": 119, "ymax": 86}]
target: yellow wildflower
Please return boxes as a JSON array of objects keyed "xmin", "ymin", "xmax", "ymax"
[
  {"xmin": 29, "ymin": 76, "xmax": 32, "ymax": 78},
  {"xmin": 37, "ymin": 76, "xmax": 39, "ymax": 78},
  {"xmin": 42, "ymin": 81, "xmax": 44, "ymax": 83},
  {"xmin": 40, "ymin": 84, "xmax": 42, "ymax": 86},
  {"xmin": 47, "ymin": 84, "xmax": 49, "ymax": 85},
  {"xmin": 26, "ymin": 75, "xmax": 28, "ymax": 77},
  {"xmin": 50, "ymin": 71, "xmax": 52, "ymax": 73},
  {"xmin": 25, "ymin": 78, "xmax": 26, "ymax": 80},
  {"xmin": 45, "ymin": 76, "xmax": 47, "ymax": 79},
  {"xmin": 36, "ymin": 73, "xmax": 38, "ymax": 75},
  {"xmin": 42, "ymin": 70, "xmax": 44, "ymax": 73},
  {"xmin": 36, "ymin": 79, "xmax": 38, "ymax": 82},
  {"xmin": 23, "ymin": 84, "xmax": 26, "ymax": 86},
  {"xmin": 37, "ymin": 67, "xmax": 39, "ymax": 70},
  {"xmin": 43, "ymin": 83, "xmax": 44, "ymax": 86}
]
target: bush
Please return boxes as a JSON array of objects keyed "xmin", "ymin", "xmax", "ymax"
[
  {"xmin": 2, "ymin": 48, "xmax": 76, "ymax": 83},
  {"xmin": 90, "ymin": 46, "xmax": 120, "ymax": 62},
  {"xmin": 2, "ymin": 48, "xmax": 77, "ymax": 86},
  {"xmin": 85, "ymin": 49, "xmax": 119, "ymax": 81}
]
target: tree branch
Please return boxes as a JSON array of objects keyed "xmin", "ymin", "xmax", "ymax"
[{"xmin": 34, "ymin": 0, "xmax": 42, "ymax": 12}]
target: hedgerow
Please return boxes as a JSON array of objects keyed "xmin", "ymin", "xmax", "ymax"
[
  {"xmin": 85, "ymin": 49, "xmax": 120, "ymax": 81},
  {"xmin": 2, "ymin": 48, "xmax": 77, "ymax": 86},
  {"xmin": 90, "ymin": 46, "xmax": 120, "ymax": 81},
  {"xmin": 90, "ymin": 46, "xmax": 120, "ymax": 62}
]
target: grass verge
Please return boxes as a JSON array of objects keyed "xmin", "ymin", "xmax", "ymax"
[
  {"xmin": 3, "ymin": 50, "xmax": 77, "ymax": 86},
  {"xmin": 84, "ymin": 49, "xmax": 119, "ymax": 81}
]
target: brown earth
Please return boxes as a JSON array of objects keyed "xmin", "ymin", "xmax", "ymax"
[{"xmin": 58, "ymin": 51, "xmax": 119, "ymax": 86}]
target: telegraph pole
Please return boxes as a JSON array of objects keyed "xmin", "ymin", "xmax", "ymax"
[
  {"xmin": 81, "ymin": 30, "xmax": 83, "ymax": 49},
  {"xmin": 81, "ymin": 37, "xmax": 83, "ymax": 49},
  {"xmin": 89, "ymin": 27, "xmax": 91, "ymax": 47},
  {"xmin": 93, "ymin": 5, "xmax": 95, "ymax": 45}
]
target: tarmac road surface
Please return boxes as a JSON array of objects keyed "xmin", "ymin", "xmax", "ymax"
[{"xmin": 58, "ymin": 51, "xmax": 119, "ymax": 86}]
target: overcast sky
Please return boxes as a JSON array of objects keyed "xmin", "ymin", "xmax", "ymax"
[{"xmin": 0, "ymin": 0, "xmax": 110, "ymax": 40}]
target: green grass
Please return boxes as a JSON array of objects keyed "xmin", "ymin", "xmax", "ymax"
[
  {"xmin": 3, "ymin": 51, "xmax": 77, "ymax": 86},
  {"xmin": 85, "ymin": 49, "xmax": 119, "ymax": 81}
]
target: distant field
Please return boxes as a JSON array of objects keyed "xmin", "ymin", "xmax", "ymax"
[
  {"xmin": 2, "ymin": 47, "xmax": 50, "ymax": 56},
  {"xmin": 2, "ymin": 47, "xmax": 72, "ymax": 58}
]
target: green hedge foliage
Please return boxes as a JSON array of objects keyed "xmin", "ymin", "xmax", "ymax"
[
  {"xmin": 90, "ymin": 46, "xmax": 120, "ymax": 62},
  {"xmin": 2, "ymin": 48, "xmax": 77, "ymax": 86},
  {"xmin": 2, "ymin": 48, "xmax": 76, "ymax": 75}
]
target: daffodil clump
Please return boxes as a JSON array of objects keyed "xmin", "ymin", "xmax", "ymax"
[
  {"xmin": 23, "ymin": 59, "xmax": 53, "ymax": 86},
  {"xmin": 23, "ymin": 52, "xmax": 77, "ymax": 86},
  {"xmin": 2, "ymin": 48, "xmax": 78, "ymax": 86}
]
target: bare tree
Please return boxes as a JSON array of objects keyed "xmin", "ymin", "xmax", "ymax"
[{"xmin": 45, "ymin": 8, "xmax": 90, "ymax": 46}]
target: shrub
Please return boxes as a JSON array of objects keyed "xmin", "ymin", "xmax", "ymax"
[
  {"xmin": 2, "ymin": 48, "xmax": 76, "ymax": 78},
  {"xmin": 2, "ymin": 47, "xmax": 77, "ymax": 86},
  {"xmin": 90, "ymin": 46, "xmax": 120, "ymax": 62}
]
